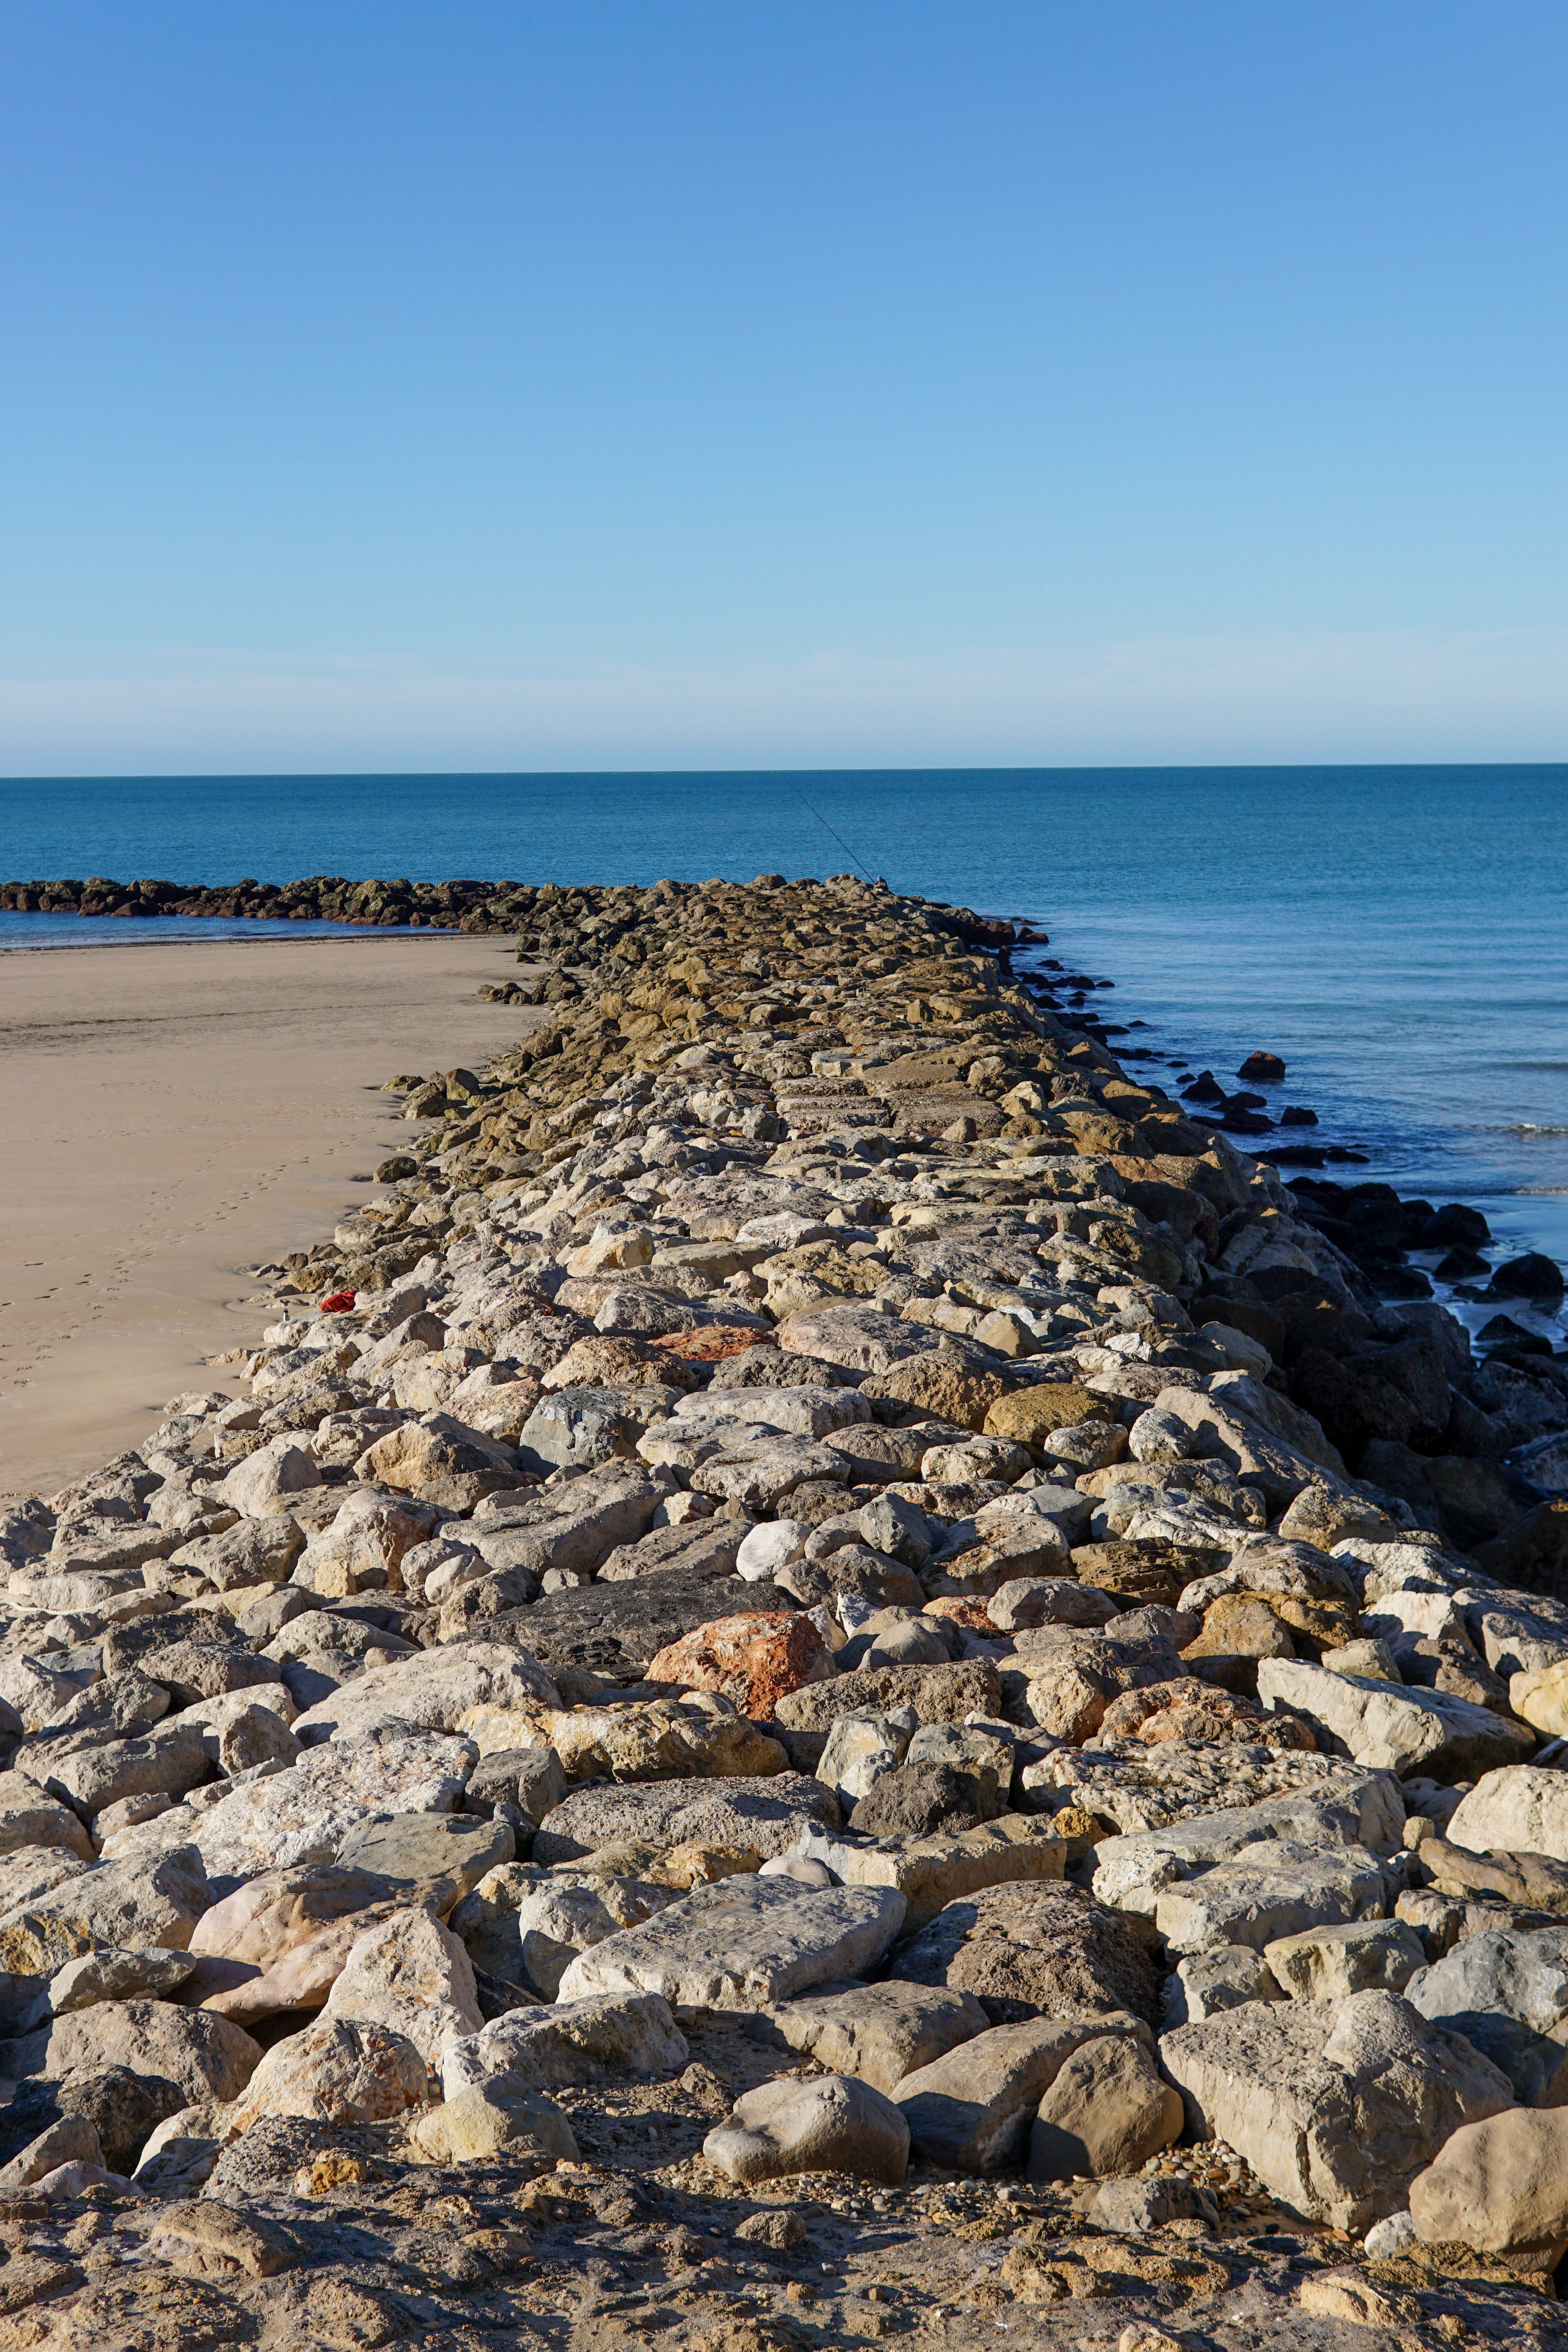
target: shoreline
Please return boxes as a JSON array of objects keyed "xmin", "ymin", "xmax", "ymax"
[{"xmin": 0, "ymin": 929, "xmax": 529, "ymax": 1497}]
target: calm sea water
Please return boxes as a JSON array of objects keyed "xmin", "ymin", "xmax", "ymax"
[{"xmin": 2, "ymin": 767, "xmax": 1564, "ymax": 1324}]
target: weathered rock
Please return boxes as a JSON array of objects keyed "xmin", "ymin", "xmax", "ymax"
[
  {"xmin": 1027, "ymin": 2030, "xmax": 1183, "ymax": 2180},
  {"xmin": 1153, "ymin": 1840, "xmax": 1387, "ymax": 1957},
  {"xmin": 706, "ymin": 2073, "xmax": 909, "ymax": 2185},
  {"xmin": 169, "ymin": 1513, "xmax": 306, "ymax": 1590},
  {"xmin": 0, "ymin": 2063, "xmax": 186, "ymax": 2177},
  {"xmin": 0, "ymin": 1842, "xmax": 210, "ymax": 1976},
  {"xmin": 322, "ymin": 1904, "xmax": 483, "ymax": 2063},
  {"xmin": 1263, "ymin": 1918, "xmax": 1426, "ymax": 2000},
  {"xmin": 893, "ymin": 2014, "xmax": 1142, "ymax": 2173},
  {"xmin": 407, "ymin": 2071, "xmax": 578, "ymax": 2165},
  {"xmin": 892, "ymin": 1881, "xmax": 1159, "ymax": 2025},
  {"xmin": 49, "ymin": 1945, "xmax": 198, "ymax": 2012},
  {"xmin": 35, "ymin": 2000, "xmax": 262, "ymax": 2104},
  {"xmin": 766, "ymin": 1979, "xmax": 989, "ymax": 2094},
  {"xmin": 556, "ymin": 1875, "xmax": 907, "ymax": 2008},
  {"xmin": 291, "ymin": 1641, "xmax": 558, "ymax": 1742},
  {"xmin": 1256, "ymin": 1657, "xmax": 1533, "ymax": 1779},
  {"xmin": 183, "ymin": 1732, "xmax": 475, "ymax": 1889},
  {"xmin": 1409, "ymin": 2106, "xmax": 1568, "ymax": 2266},
  {"xmin": 0, "ymin": 1773, "xmax": 94, "ymax": 1863},
  {"xmin": 447, "ymin": 1864, "xmax": 672, "ymax": 1996},
  {"xmin": 228, "ymin": 2016, "xmax": 435, "ymax": 2132},
  {"xmin": 1161, "ymin": 1989, "xmax": 1514, "ymax": 2230},
  {"xmin": 442, "ymin": 1990, "xmax": 688, "ymax": 2095},
  {"xmin": 334, "ymin": 1810, "xmax": 514, "ymax": 1905},
  {"xmin": 531, "ymin": 1774, "xmax": 838, "ymax": 1866},
  {"xmin": 1163, "ymin": 1944, "xmax": 1284, "ymax": 2026},
  {"xmin": 1448, "ymin": 1766, "xmax": 1568, "ymax": 1866},
  {"xmin": 220, "ymin": 1438, "xmax": 323, "ymax": 1519},
  {"xmin": 645, "ymin": 1611, "xmax": 834, "ymax": 1718},
  {"xmin": 190, "ymin": 1863, "xmax": 406, "ymax": 1966},
  {"xmin": 463, "ymin": 1744, "xmax": 568, "ymax": 1823},
  {"xmin": 796, "ymin": 1817, "xmax": 1067, "ymax": 1930}
]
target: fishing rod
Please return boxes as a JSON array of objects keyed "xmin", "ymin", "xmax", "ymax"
[{"xmin": 790, "ymin": 783, "xmax": 884, "ymax": 890}]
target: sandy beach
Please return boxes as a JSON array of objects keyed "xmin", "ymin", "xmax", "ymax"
[{"xmin": 0, "ymin": 930, "xmax": 524, "ymax": 1498}]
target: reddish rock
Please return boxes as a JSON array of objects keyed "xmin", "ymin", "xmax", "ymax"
[
  {"xmin": 1237, "ymin": 1051, "xmax": 1286, "ymax": 1083},
  {"xmin": 656, "ymin": 1325, "xmax": 771, "ymax": 1363},
  {"xmin": 647, "ymin": 1612, "xmax": 836, "ymax": 1719},
  {"xmin": 1099, "ymin": 1678, "xmax": 1316, "ymax": 1752}
]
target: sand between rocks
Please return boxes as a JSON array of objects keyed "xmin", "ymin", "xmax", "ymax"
[{"xmin": 0, "ymin": 931, "xmax": 524, "ymax": 1496}]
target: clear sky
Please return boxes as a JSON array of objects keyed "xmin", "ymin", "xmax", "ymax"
[{"xmin": 2, "ymin": 2, "xmax": 1566, "ymax": 773}]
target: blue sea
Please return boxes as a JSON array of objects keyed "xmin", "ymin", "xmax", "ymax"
[{"xmin": 2, "ymin": 767, "xmax": 1565, "ymax": 1332}]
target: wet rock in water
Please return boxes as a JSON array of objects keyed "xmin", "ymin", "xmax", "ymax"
[{"xmin": 1487, "ymin": 1252, "xmax": 1566, "ymax": 1303}]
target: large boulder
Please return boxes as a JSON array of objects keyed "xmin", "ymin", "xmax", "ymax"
[
  {"xmin": 190, "ymin": 1863, "xmax": 407, "ymax": 1968},
  {"xmin": 1161, "ymin": 1989, "xmax": 1514, "ymax": 2231},
  {"xmin": 323, "ymin": 1906, "xmax": 483, "ymax": 2063},
  {"xmin": 555, "ymin": 1876, "xmax": 907, "ymax": 2009},
  {"xmin": 893, "ymin": 2015, "xmax": 1142, "ymax": 2173},
  {"xmin": 446, "ymin": 1863, "xmax": 672, "ymax": 1997},
  {"xmin": 1256, "ymin": 1659, "xmax": 1533, "ymax": 1780},
  {"xmin": 1448, "ymin": 1767, "xmax": 1568, "ymax": 1866},
  {"xmin": 767, "ymin": 1980, "xmax": 990, "ymax": 2094},
  {"xmin": 1027, "ymin": 2031, "xmax": 1184, "ymax": 2180},
  {"xmin": 0, "ymin": 1774, "xmax": 94, "ymax": 1863},
  {"xmin": 32, "ymin": 2000, "xmax": 262, "ymax": 2105},
  {"xmin": 184, "ymin": 1732, "xmax": 475, "ymax": 1890},
  {"xmin": 0, "ymin": 1844, "xmax": 210, "ymax": 1977},
  {"xmin": 1404, "ymin": 1926, "xmax": 1568, "ymax": 2101},
  {"xmin": 530, "ymin": 1774, "xmax": 838, "ymax": 1866},
  {"xmin": 1409, "ymin": 2106, "xmax": 1568, "ymax": 2268},
  {"xmin": 442, "ymin": 1991, "xmax": 688, "ymax": 2097},
  {"xmin": 1152, "ymin": 1840, "xmax": 1387, "ymax": 1957},
  {"xmin": 228, "ymin": 2017, "xmax": 434, "ymax": 2133},
  {"xmin": 645, "ymin": 1612, "xmax": 834, "ymax": 1718},
  {"xmin": 291, "ymin": 1642, "xmax": 558, "ymax": 1742},
  {"xmin": 891, "ymin": 1882, "xmax": 1159, "ymax": 2025}
]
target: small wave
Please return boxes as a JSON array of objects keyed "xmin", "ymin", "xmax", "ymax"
[{"xmin": 1493, "ymin": 1124, "xmax": 1568, "ymax": 1139}]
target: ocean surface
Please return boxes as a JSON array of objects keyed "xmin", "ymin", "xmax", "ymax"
[{"xmin": 2, "ymin": 767, "xmax": 1565, "ymax": 1333}]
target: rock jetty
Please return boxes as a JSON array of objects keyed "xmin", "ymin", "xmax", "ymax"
[{"xmin": 2, "ymin": 870, "xmax": 1568, "ymax": 2348}]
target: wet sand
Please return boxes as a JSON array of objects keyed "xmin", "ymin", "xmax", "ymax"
[{"xmin": 0, "ymin": 932, "xmax": 525, "ymax": 1499}]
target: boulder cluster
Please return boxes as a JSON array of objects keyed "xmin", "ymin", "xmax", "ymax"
[
  {"xmin": 0, "ymin": 873, "xmax": 529, "ymax": 927},
  {"xmin": 3, "ymin": 872, "xmax": 1568, "ymax": 2348}
]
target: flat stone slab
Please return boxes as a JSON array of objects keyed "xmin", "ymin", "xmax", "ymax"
[
  {"xmin": 334, "ymin": 1811, "xmax": 514, "ymax": 1906},
  {"xmin": 555, "ymin": 1875, "xmax": 907, "ymax": 2010},
  {"xmin": 530, "ymin": 1774, "xmax": 839, "ymax": 1867}
]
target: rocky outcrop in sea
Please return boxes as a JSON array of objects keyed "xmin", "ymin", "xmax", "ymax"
[{"xmin": 3, "ymin": 871, "xmax": 1568, "ymax": 2350}]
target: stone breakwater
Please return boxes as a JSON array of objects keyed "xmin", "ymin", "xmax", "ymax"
[{"xmin": 3, "ymin": 875, "xmax": 1568, "ymax": 2347}]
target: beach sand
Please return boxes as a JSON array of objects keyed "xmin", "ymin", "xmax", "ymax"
[{"xmin": 0, "ymin": 931, "xmax": 526, "ymax": 1500}]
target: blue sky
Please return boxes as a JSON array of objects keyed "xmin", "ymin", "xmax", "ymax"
[{"xmin": 2, "ymin": 2, "xmax": 1565, "ymax": 771}]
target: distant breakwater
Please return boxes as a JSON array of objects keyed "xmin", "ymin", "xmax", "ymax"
[{"xmin": 0, "ymin": 872, "xmax": 1027, "ymax": 950}]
